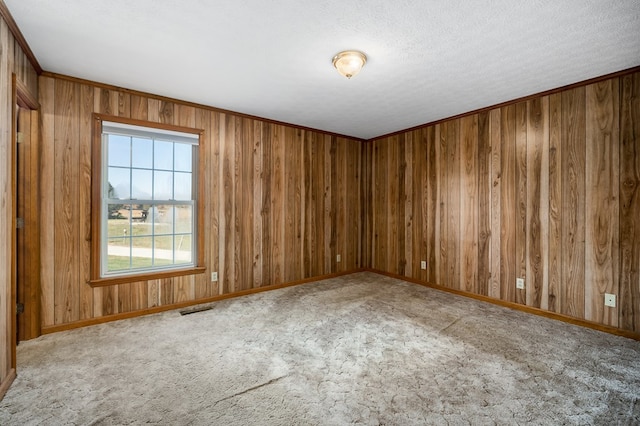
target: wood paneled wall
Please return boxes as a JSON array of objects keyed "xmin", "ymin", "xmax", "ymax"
[
  {"xmin": 39, "ymin": 75, "xmax": 362, "ymax": 330},
  {"xmin": 364, "ymin": 71, "xmax": 640, "ymax": 333},
  {"xmin": 0, "ymin": 14, "xmax": 39, "ymax": 396}
]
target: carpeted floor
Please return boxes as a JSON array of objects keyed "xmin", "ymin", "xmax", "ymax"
[{"xmin": 1, "ymin": 272, "xmax": 639, "ymax": 425}]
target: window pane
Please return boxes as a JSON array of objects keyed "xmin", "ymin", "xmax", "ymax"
[
  {"xmin": 174, "ymin": 172, "xmax": 192, "ymax": 200},
  {"xmin": 108, "ymin": 134, "xmax": 130, "ymax": 167},
  {"xmin": 107, "ymin": 239, "xmax": 131, "ymax": 272},
  {"xmin": 175, "ymin": 234, "xmax": 192, "ymax": 264},
  {"xmin": 153, "ymin": 171, "xmax": 173, "ymax": 200},
  {"xmin": 108, "ymin": 167, "xmax": 130, "ymax": 200},
  {"xmin": 175, "ymin": 205, "xmax": 193, "ymax": 233},
  {"xmin": 131, "ymin": 169, "xmax": 153, "ymax": 200},
  {"xmin": 100, "ymin": 120, "xmax": 199, "ymax": 278},
  {"xmin": 107, "ymin": 209, "xmax": 131, "ymax": 239},
  {"xmin": 154, "ymin": 235, "xmax": 173, "ymax": 264},
  {"xmin": 151, "ymin": 205, "xmax": 174, "ymax": 235},
  {"xmin": 131, "ymin": 237, "xmax": 153, "ymax": 269},
  {"xmin": 154, "ymin": 140, "xmax": 173, "ymax": 170},
  {"xmin": 131, "ymin": 137, "xmax": 153, "ymax": 169},
  {"xmin": 174, "ymin": 143, "xmax": 192, "ymax": 172}
]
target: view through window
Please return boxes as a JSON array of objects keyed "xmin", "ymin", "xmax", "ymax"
[{"xmin": 101, "ymin": 121, "xmax": 199, "ymax": 277}]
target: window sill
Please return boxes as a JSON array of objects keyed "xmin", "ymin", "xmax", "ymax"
[{"xmin": 89, "ymin": 266, "xmax": 206, "ymax": 287}]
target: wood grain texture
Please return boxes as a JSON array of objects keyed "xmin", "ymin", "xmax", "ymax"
[
  {"xmin": 54, "ymin": 79, "xmax": 80, "ymax": 324},
  {"xmin": 364, "ymin": 71, "xmax": 640, "ymax": 334},
  {"xmin": 488, "ymin": 109, "xmax": 502, "ymax": 299},
  {"xmin": 477, "ymin": 112, "xmax": 490, "ymax": 296},
  {"xmin": 548, "ymin": 93, "xmax": 562, "ymax": 313},
  {"xmin": 500, "ymin": 105, "xmax": 517, "ymax": 303},
  {"xmin": 36, "ymin": 75, "xmax": 362, "ymax": 330},
  {"xmin": 585, "ymin": 80, "xmax": 620, "ymax": 326},
  {"xmin": 561, "ymin": 87, "xmax": 586, "ymax": 319},
  {"xmin": 460, "ymin": 114, "xmax": 478, "ymax": 293},
  {"xmin": 620, "ymin": 73, "xmax": 640, "ymax": 332},
  {"xmin": 446, "ymin": 120, "xmax": 460, "ymax": 289},
  {"xmin": 515, "ymin": 102, "xmax": 527, "ymax": 305}
]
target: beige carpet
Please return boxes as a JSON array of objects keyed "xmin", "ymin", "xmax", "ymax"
[{"xmin": 1, "ymin": 272, "xmax": 639, "ymax": 425}]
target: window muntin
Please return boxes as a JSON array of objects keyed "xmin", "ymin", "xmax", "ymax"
[{"xmin": 100, "ymin": 121, "xmax": 199, "ymax": 278}]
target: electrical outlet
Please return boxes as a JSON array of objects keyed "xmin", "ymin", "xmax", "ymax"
[
  {"xmin": 336, "ymin": 254, "xmax": 341, "ymax": 263},
  {"xmin": 421, "ymin": 260, "xmax": 427, "ymax": 270},
  {"xmin": 211, "ymin": 272, "xmax": 218, "ymax": 282},
  {"xmin": 516, "ymin": 278, "xmax": 525, "ymax": 289},
  {"xmin": 604, "ymin": 293, "xmax": 616, "ymax": 308}
]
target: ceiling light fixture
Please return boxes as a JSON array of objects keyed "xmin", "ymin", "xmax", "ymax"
[{"xmin": 332, "ymin": 50, "xmax": 367, "ymax": 79}]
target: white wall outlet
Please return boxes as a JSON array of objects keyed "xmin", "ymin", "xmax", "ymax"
[
  {"xmin": 421, "ymin": 260, "xmax": 427, "ymax": 270},
  {"xmin": 604, "ymin": 293, "xmax": 616, "ymax": 308},
  {"xmin": 516, "ymin": 278, "xmax": 525, "ymax": 289},
  {"xmin": 211, "ymin": 272, "xmax": 218, "ymax": 282},
  {"xmin": 336, "ymin": 254, "xmax": 341, "ymax": 263}
]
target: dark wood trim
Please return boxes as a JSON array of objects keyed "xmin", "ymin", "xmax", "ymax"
[
  {"xmin": 14, "ymin": 77, "xmax": 41, "ymax": 341},
  {"xmin": 10, "ymin": 75, "xmax": 17, "ymax": 370},
  {"xmin": 44, "ymin": 71, "xmax": 365, "ymax": 141},
  {"xmin": 0, "ymin": 369, "xmax": 16, "ymax": 401},
  {"xmin": 46, "ymin": 269, "xmax": 363, "ymax": 334},
  {"xmin": 0, "ymin": 0, "xmax": 42, "ymax": 74},
  {"xmin": 94, "ymin": 113, "xmax": 204, "ymax": 136},
  {"xmin": 90, "ymin": 113, "xmax": 207, "ymax": 285},
  {"xmin": 367, "ymin": 269, "xmax": 640, "ymax": 342},
  {"xmin": 368, "ymin": 65, "xmax": 640, "ymax": 142},
  {"xmin": 89, "ymin": 266, "xmax": 206, "ymax": 287},
  {"xmin": 15, "ymin": 78, "xmax": 38, "ymax": 109}
]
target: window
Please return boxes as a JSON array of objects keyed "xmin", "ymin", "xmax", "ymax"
[{"xmin": 91, "ymin": 115, "xmax": 205, "ymax": 285}]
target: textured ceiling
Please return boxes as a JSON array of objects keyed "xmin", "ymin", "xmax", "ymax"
[{"xmin": 5, "ymin": 0, "xmax": 640, "ymax": 139}]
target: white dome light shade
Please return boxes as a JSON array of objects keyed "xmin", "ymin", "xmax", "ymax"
[{"xmin": 332, "ymin": 50, "xmax": 367, "ymax": 79}]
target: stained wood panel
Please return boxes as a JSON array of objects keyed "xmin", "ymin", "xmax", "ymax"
[
  {"xmin": 365, "ymin": 69, "xmax": 640, "ymax": 335},
  {"xmin": 585, "ymin": 80, "xmax": 620, "ymax": 326},
  {"xmin": 54, "ymin": 79, "xmax": 80, "ymax": 324},
  {"xmin": 37, "ymin": 74, "xmax": 361, "ymax": 332},
  {"xmin": 620, "ymin": 73, "xmax": 640, "ymax": 332},
  {"xmin": 515, "ymin": 102, "xmax": 527, "ymax": 305},
  {"xmin": 460, "ymin": 115, "xmax": 478, "ymax": 294},
  {"xmin": 548, "ymin": 93, "xmax": 562, "ymax": 313},
  {"xmin": 561, "ymin": 87, "xmax": 586, "ymax": 318},
  {"xmin": 488, "ymin": 109, "xmax": 502, "ymax": 299},
  {"xmin": 500, "ymin": 105, "xmax": 517, "ymax": 303}
]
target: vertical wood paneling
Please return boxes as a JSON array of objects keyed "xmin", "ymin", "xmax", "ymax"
[
  {"xmin": 585, "ymin": 80, "xmax": 619, "ymax": 326},
  {"xmin": 387, "ymin": 136, "xmax": 399, "ymax": 273},
  {"xmin": 54, "ymin": 80, "xmax": 80, "ymax": 324},
  {"xmin": 365, "ymin": 71, "xmax": 640, "ymax": 335},
  {"xmin": 446, "ymin": 120, "xmax": 460, "ymax": 289},
  {"xmin": 460, "ymin": 115, "xmax": 478, "ymax": 293},
  {"xmin": 500, "ymin": 105, "xmax": 517, "ymax": 302},
  {"xmin": 40, "ymin": 77, "xmax": 55, "ymax": 326},
  {"xmin": 477, "ymin": 112, "xmax": 491, "ymax": 296},
  {"xmin": 561, "ymin": 87, "xmax": 586, "ymax": 318},
  {"xmin": 620, "ymin": 73, "xmax": 640, "ymax": 332},
  {"xmin": 253, "ymin": 121, "xmax": 263, "ymax": 287},
  {"xmin": 78, "ymin": 84, "xmax": 94, "ymax": 319},
  {"xmin": 210, "ymin": 111, "xmax": 221, "ymax": 294},
  {"xmin": 436, "ymin": 124, "xmax": 447, "ymax": 284},
  {"xmin": 37, "ymin": 73, "xmax": 361, "ymax": 334},
  {"xmin": 34, "ymin": 68, "xmax": 640, "ymax": 338},
  {"xmin": 271, "ymin": 125, "xmax": 285, "ymax": 284},
  {"xmin": 489, "ymin": 109, "xmax": 502, "ymax": 299},
  {"xmin": 515, "ymin": 102, "xmax": 528, "ymax": 305},
  {"xmin": 260, "ymin": 123, "xmax": 272, "ymax": 286},
  {"xmin": 548, "ymin": 93, "xmax": 562, "ymax": 313},
  {"xmin": 0, "ymin": 19, "xmax": 10, "ymax": 381}
]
